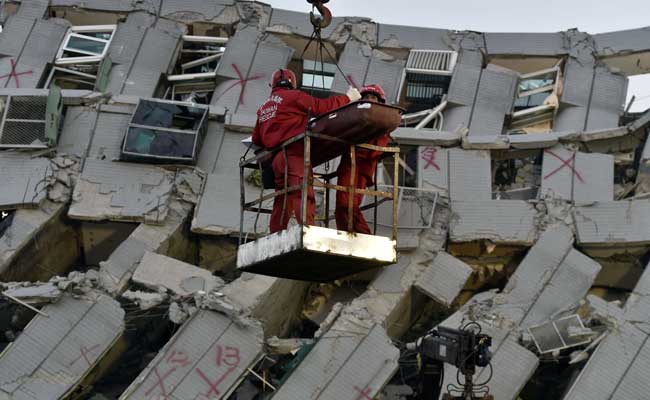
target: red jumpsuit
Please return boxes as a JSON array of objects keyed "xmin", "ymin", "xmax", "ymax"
[
  {"xmin": 252, "ymin": 87, "xmax": 349, "ymax": 233},
  {"xmin": 335, "ymin": 133, "xmax": 390, "ymax": 234}
]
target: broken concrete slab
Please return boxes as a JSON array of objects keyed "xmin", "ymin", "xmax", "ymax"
[
  {"xmin": 219, "ymin": 273, "xmax": 309, "ymax": 337},
  {"xmin": 0, "ymin": 153, "xmax": 54, "ymax": 210},
  {"xmin": 227, "ymin": 35, "xmax": 293, "ymax": 118},
  {"xmin": 98, "ymin": 200, "xmax": 193, "ymax": 294},
  {"xmin": 319, "ymin": 204, "xmax": 450, "ymax": 343},
  {"xmin": 0, "ymin": 291, "xmax": 124, "ymax": 400},
  {"xmin": 462, "ymin": 133, "xmax": 510, "ymax": 150},
  {"xmin": 1, "ymin": 281, "xmax": 61, "ymax": 303},
  {"xmin": 0, "ymin": 18, "xmax": 69, "ymax": 89},
  {"xmin": 585, "ymin": 66, "xmax": 627, "ymax": 131},
  {"xmin": 192, "ymin": 131, "xmax": 270, "ymax": 236},
  {"xmin": 159, "ymin": 0, "xmax": 235, "ymax": 23},
  {"xmin": 56, "ymin": 106, "xmax": 99, "ymax": 159},
  {"xmin": 418, "ymin": 147, "xmax": 491, "ymax": 199},
  {"xmin": 69, "ymin": 159, "xmax": 174, "ymax": 224},
  {"xmin": 272, "ymin": 324, "xmax": 399, "ymax": 400},
  {"xmin": 485, "ymin": 32, "xmax": 566, "ymax": 56},
  {"xmin": 116, "ymin": 22, "xmax": 183, "ymax": 98},
  {"xmin": 120, "ymin": 309, "xmax": 263, "ymax": 400},
  {"xmin": 508, "ymin": 132, "xmax": 560, "ymax": 149},
  {"xmin": 364, "ymin": 51, "xmax": 405, "ymax": 104},
  {"xmin": 414, "ymin": 251, "xmax": 473, "ymax": 307},
  {"xmin": 392, "ymin": 127, "xmax": 462, "ymax": 147},
  {"xmin": 540, "ymin": 146, "xmax": 614, "ymax": 203},
  {"xmin": 443, "ymin": 50, "xmax": 483, "ymax": 132},
  {"xmin": 555, "ymin": 59, "xmax": 594, "ymax": 132},
  {"xmin": 573, "ymin": 200, "xmax": 650, "ymax": 248},
  {"xmin": 132, "ymin": 251, "xmax": 224, "ymax": 296},
  {"xmin": 267, "ymin": 8, "xmax": 343, "ymax": 39},
  {"xmin": 467, "ymin": 65, "xmax": 518, "ymax": 140},
  {"xmin": 448, "ymin": 148, "xmax": 492, "ymax": 201},
  {"xmin": 563, "ymin": 261, "xmax": 650, "ymax": 400},
  {"xmin": 450, "ymin": 200, "xmax": 539, "ymax": 245},
  {"xmin": 594, "ymin": 28, "xmax": 650, "ymax": 75},
  {"xmin": 440, "ymin": 225, "xmax": 601, "ymax": 400},
  {"xmin": 419, "ymin": 146, "xmax": 449, "ymax": 192},
  {"xmin": 377, "ymin": 23, "xmax": 450, "ymax": 49}
]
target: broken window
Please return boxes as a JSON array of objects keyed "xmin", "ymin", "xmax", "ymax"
[
  {"xmin": 0, "ymin": 87, "xmax": 63, "ymax": 148},
  {"xmin": 382, "ymin": 145, "xmax": 419, "ymax": 188},
  {"xmin": 45, "ymin": 25, "xmax": 116, "ymax": 90},
  {"xmin": 164, "ymin": 35, "xmax": 228, "ymax": 104},
  {"xmin": 398, "ymin": 50, "xmax": 457, "ymax": 114},
  {"xmin": 301, "ymin": 60, "xmax": 336, "ymax": 90},
  {"xmin": 492, "ymin": 152, "xmax": 542, "ymax": 200},
  {"xmin": 509, "ymin": 65, "xmax": 562, "ymax": 134},
  {"xmin": 121, "ymin": 98, "xmax": 209, "ymax": 164}
]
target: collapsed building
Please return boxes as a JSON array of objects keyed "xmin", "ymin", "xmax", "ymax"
[{"xmin": 0, "ymin": 0, "xmax": 649, "ymax": 399}]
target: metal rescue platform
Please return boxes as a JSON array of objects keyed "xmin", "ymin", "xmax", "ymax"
[{"xmin": 237, "ymin": 100, "xmax": 404, "ymax": 282}]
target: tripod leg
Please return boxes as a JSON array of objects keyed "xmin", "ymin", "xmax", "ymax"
[{"xmin": 419, "ymin": 358, "xmax": 443, "ymax": 400}]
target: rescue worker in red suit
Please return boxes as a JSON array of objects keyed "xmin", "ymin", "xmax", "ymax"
[
  {"xmin": 335, "ymin": 84, "xmax": 390, "ymax": 234},
  {"xmin": 252, "ymin": 69, "xmax": 361, "ymax": 233}
]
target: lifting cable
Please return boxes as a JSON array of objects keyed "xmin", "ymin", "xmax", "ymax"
[
  {"xmin": 299, "ymin": 0, "xmax": 357, "ymax": 180},
  {"xmin": 300, "ymin": 0, "xmax": 356, "ymax": 90}
]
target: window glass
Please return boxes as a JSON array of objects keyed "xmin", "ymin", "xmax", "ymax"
[
  {"xmin": 66, "ymin": 35, "xmax": 106, "ymax": 55},
  {"xmin": 125, "ymin": 128, "xmax": 196, "ymax": 158},
  {"xmin": 132, "ymin": 100, "xmax": 206, "ymax": 131}
]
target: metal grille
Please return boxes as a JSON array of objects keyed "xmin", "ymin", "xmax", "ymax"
[
  {"xmin": 0, "ymin": 121, "xmax": 47, "ymax": 145},
  {"xmin": 406, "ymin": 50, "xmax": 457, "ymax": 73},
  {"xmin": 529, "ymin": 315, "xmax": 592, "ymax": 354},
  {"xmin": 0, "ymin": 95, "xmax": 49, "ymax": 146},
  {"xmin": 405, "ymin": 73, "xmax": 451, "ymax": 112},
  {"xmin": 6, "ymin": 96, "xmax": 47, "ymax": 119}
]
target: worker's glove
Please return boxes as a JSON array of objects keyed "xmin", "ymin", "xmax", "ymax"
[{"xmin": 346, "ymin": 86, "xmax": 361, "ymax": 102}]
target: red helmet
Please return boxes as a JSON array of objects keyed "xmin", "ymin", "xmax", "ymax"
[
  {"xmin": 360, "ymin": 84, "xmax": 386, "ymax": 103},
  {"xmin": 271, "ymin": 69, "xmax": 297, "ymax": 89}
]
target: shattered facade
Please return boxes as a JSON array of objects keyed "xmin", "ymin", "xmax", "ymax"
[{"xmin": 0, "ymin": 1, "xmax": 649, "ymax": 399}]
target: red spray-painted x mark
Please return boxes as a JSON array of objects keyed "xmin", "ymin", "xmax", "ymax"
[
  {"xmin": 543, "ymin": 150, "xmax": 584, "ymax": 183},
  {"xmin": 220, "ymin": 63, "xmax": 262, "ymax": 105},
  {"xmin": 354, "ymin": 385, "xmax": 373, "ymax": 400},
  {"xmin": 145, "ymin": 366, "xmax": 177, "ymax": 397},
  {"xmin": 421, "ymin": 146, "xmax": 441, "ymax": 171},
  {"xmin": 195, "ymin": 366, "xmax": 236, "ymax": 398},
  {"xmin": 68, "ymin": 344, "xmax": 100, "ymax": 368},
  {"xmin": 0, "ymin": 59, "xmax": 32, "ymax": 88}
]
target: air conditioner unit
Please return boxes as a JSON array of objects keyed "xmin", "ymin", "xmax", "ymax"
[
  {"xmin": 406, "ymin": 50, "xmax": 458, "ymax": 75},
  {"xmin": 0, "ymin": 85, "xmax": 63, "ymax": 148},
  {"xmin": 120, "ymin": 98, "xmax": 209, "ymax": 165}
]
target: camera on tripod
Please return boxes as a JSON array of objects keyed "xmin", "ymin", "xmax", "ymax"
[{"xmin": 406, "ymin": 322, "xmax": 494, "ymax": 400}]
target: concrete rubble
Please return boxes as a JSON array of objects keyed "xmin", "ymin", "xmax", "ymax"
[{"xmin": 0, "ymin": 0, "xmax": 648, "ymax": 399}]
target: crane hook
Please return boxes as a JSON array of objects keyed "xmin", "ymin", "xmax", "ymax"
[{"xmin": 307, "ymin": 0, "xmax": 332, "ymax": 30}]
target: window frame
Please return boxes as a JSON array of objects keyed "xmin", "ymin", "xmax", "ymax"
[
  {"xmin": 301, "ymin": 59, "xmax": 336, "ymax": 90},
  {"xmin": 56, "ymin": 25, "xmax": 116, "ymax": 65}
]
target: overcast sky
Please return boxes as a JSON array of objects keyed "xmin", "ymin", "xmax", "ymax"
[{"xmin": 265, "ymin": 0, "xmax": 650, "ymax": 111}]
